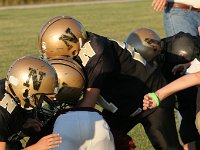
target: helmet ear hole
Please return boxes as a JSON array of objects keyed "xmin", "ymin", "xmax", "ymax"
[{"xmin": 72, "ymin": 50, "xmax": 79, "ymax": 56}]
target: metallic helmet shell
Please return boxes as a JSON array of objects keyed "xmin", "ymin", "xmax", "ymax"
[
  {"xmin": 48, "ymin": 57, "xmax": 86, "ymax": 105},
  {"xmin": 38, "ymin": 16, "xmax": 87, "ymax": 58},
  {"xmin": 5, "ymin": 56, "xmax": 58, "ymax": 109},
  {"xmin": 125, "ymin": 28, "xmax": 161, "ymax": 61},
  {"xmin": 170, "ymin": 35, "xmax": 199, "ymax": 61}
]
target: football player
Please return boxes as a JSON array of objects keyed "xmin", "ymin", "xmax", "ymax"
[
  {"xmin": 37, "ymin": 16, "xmax": 183, "ymax": 149},
  {"xmin": 0, "ymin": 56, "xmax": 62, "ymax": 150},
  {"xmin": 24, "ymin": 57, "xmax": 87, "ymax": 147},
  {"xmin": 24, "ymin": 44, "xmax": 115, "ymax": 149},
  {"xmin": 49, "ymin": 58, "xmax": 115, "ymax": 150}
]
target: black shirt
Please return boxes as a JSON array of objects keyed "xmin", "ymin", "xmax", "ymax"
[
  {"xmin": 0, "ymin": 79, "xmax": 26, "ymax": 143},
  {"xmin": 77, "ymin": 32, "xmax": 167, "ymax": 116}
]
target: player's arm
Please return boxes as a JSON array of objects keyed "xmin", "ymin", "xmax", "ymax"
[
  {"xmin": 79, "ymin": 88, "xmax": 100, "ymax": 107},
  {"xmin": 0, "ymin": 141, "xmax": 6, "ymax": 150},
  {"xmin": 143, "ymin": 72, "xmax": 200, "ymax": 110},
  {"xmin": 152, "ymin": 0, "xmax": 167, "ymax": 12},
  {"xmin": 172, "ymin": 62, "xmax": 191, "ymax": 75}
]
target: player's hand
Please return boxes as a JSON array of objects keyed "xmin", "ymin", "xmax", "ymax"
[
  {"xmin": 143, "ymin": 94, "xmax": 157, "ymax": 110},
  {"xmin": 152, "ymin": 0, "xmax": 167, "ymax": 12},
  {"xmin": 25, "ymin": 134, "xmax": 62, "ymax": 150},
  {"xmin": 172, "ymin": 63, "xmax": 190, "ymax": 75},
  {"xmin": 23, "ymin": 118, "xmax": 43, "ymax": 132}
]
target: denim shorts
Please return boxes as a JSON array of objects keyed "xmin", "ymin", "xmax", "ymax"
[{"xmin": 164, "ymin": 7, "xmax": 200, "ymax": 36}]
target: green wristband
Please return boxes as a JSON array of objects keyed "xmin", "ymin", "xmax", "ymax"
[{"xmin": 148, "ymin": 92, "xmax": 160, "ymax": 106}]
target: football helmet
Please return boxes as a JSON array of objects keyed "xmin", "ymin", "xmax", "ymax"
[
  {"xmin": 125, "ymin": 28, "xmax": 161, "ymax": 62},
  {"xmin": 5, "ymin": 56, "xmax": 59, "ymax": 110},
  {"xmin": 48, "ymin": 57, "xmax": 86, "ymax": 108},
  {"xmin": 168, "ymin": 32, "xmax": 199, "ymax": 61},
  {"xmin": 38, "ymin": 16, "xmax": 87, "ymax": 58}
]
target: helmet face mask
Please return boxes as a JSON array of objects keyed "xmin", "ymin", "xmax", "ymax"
[
  {"xmin": 31, "ymin": 93, "xmax": 58, "ymax": 125},
  {"xmin": 5, "ymin": 56, "xmax": 59, "ymax": 111},
  {"xmin": 125, "ymin": 28, "xmax": 161, "ymax": 62},
  {"xmin": 38, "ymin": 16, "xmax": 87, "ymax": 59}
]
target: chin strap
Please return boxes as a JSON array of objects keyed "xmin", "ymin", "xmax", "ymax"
[{"xmin": 6, "ymin": 82, "xmax": 21, "ymax": 106}]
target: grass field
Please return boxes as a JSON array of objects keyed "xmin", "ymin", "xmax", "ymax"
[{"xmin": 0, "ymin": 0, "xmax": 179, "ymax": 149}]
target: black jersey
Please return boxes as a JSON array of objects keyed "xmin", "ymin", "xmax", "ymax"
[
  {"xmin": 77, "ymin": 32, "xmax": 166, "ymax": 116},
  {"xmin": 0, "ymin": 79, "xmax": 26, "ymax": 143}
]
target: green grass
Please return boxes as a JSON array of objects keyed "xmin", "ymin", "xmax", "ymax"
[{"xmin": 0, "ymin": 0, "xmax": 174, "ymax": 149}]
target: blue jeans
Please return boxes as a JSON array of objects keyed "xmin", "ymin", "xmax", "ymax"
[{"xmin": 164, "ymin": 7, "xmax": 200, "ymax": 36}]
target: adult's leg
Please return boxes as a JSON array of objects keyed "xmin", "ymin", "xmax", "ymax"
[
  {"xmin": 176, "ymin": 87, "xmax": 200, "ymax": 150},
  {"xmin": 141, "ymin": 97, "xmax": 183, "ymax": 150},
  {"xmin": 190, "ymin": 87, "xmax": 200, "ymax": 150}
]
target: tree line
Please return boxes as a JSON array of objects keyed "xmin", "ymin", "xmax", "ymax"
[{"xmin": 0, "ymin": 0, "xmax": 88, "ymax": 6}]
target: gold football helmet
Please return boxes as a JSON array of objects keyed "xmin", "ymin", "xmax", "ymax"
[
  {"xmin": 5, "ymin": 56, "xmax": 59, "ymax": 110},
  {"xmin": 38, "ymin": 16, "xmax": 87, "ymax": 58},
  {"xmin": 125, "ymin": 28, "xmax": 161, "ymax": 62},
  {"xmin": 48, "ymin": 57, "xmax": 86, "ymax": 107}
]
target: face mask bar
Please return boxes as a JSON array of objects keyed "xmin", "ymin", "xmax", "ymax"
[
  {"xmin": 6, "ymin": 82, "xmax": 22, "ymax": 106},
  {"xmin": 32, "ymin": 93, "xmax": 58, "ymax": 125}
]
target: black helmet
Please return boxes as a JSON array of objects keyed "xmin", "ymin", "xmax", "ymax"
[{"xmin": 167, "ymin": 32, "xmax": 199, "ymax": 61}]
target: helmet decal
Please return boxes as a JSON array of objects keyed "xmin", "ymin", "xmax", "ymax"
[
  {"xmin": 9, "ymin": 76, "xmax": 20, "ymax": 86},
  {"xmin": 23, "ymin": 67, "xmax": 46, "ymax": 91},
  {"xmin": 144, "ymin": 38, "xmax": 160, "ymax": 51},
  {"xmin": 59, "ymin": 28, "xmax": 78, "ymax": 50},
  {"xmin": 38, "ymin": 16, "xmax": 88, "ymax": 58},
  {"xmin": 145, "ymin": 38, "xmax": 160, "ymax": 47},
  {"xmin": 42, "ymin": 41, "xmax": 47, "ymax": 51},
  {"xmin": 23, "ymin": 89, "xmax": 31, "ymax": 109}
]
